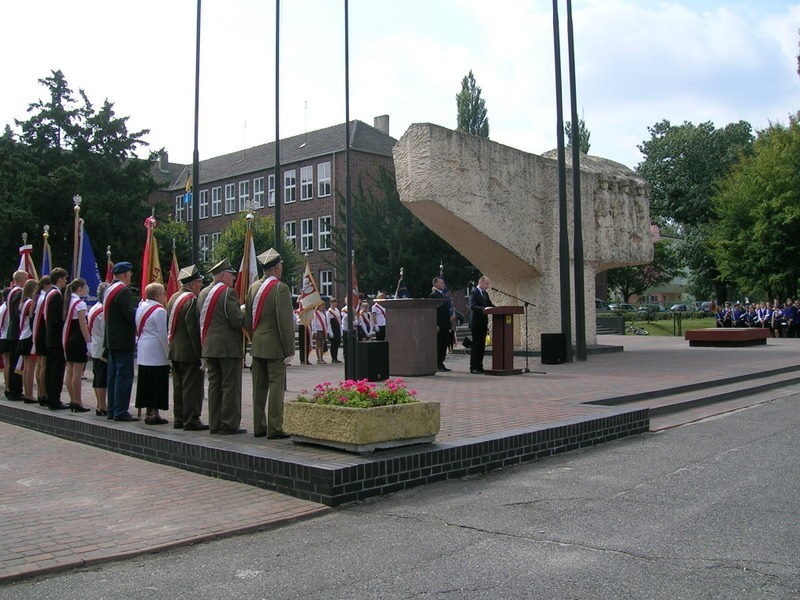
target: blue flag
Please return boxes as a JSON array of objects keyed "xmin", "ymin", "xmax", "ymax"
[
  {"xmin": 41, "ymin": 239, "xmax": 52, "ymax": 277},
  {"xmin": 77, "ymin": 220, "xmax": 102, "ymax": 301}
]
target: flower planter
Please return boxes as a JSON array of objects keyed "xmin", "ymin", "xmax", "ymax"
[{"xmin": 284, "ymin": 400, "xmax": 440, "ymax": 454}]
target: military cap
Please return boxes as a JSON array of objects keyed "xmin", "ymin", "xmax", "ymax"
[
  {"xmin": 209, "ymin": 258, "xmax": 236, "ymax": 275},
  {"xmin": 178, "ymin": 264, "xmax": 203, "ymax": 283},
  {"xmin": 112, "ymin": 261, "xmax": 133, "ymax": 274},
  {"xmin": 257, "ymin": 248, "xmax": 282, "ymax": 269}
]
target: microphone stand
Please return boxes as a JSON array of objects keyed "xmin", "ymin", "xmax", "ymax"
[{"xmin": 491, "ymin": 286, "xmax": 543, "ymax": 374}]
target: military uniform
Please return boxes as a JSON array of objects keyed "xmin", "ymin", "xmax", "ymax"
[
  {"xmin": 198, "ymin": 259, "xmax": 244, "ymax": 434},
  {"xmin": 245, "ymin": 248, "xmax": 295, "ymax": 438},
  {"xmin": 167, "ymin": 265, "xmax": 206, "ymax": 430}
]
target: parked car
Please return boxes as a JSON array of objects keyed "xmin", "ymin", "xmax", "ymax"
[
  {"xmin": 595, "ymin": 299, "xmax": 609, "ymax": 311},
  {"xmin": 669, "ymin": 303, "xmax": 689, "ymax": 312},
  {"xmin": 637, "ymin": 303, "xmax": 665, "ymax": 313},
  {"xmin": 608, "ymin": 303, "xmax": 635, "ymax": 312}
]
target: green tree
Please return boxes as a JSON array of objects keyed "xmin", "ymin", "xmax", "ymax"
[
  {"xmin": 710, "ymin": 115, "xmax": 800, "ymax": 300},
  {"xmin": 333, "ymin": 165, "xmax": 478, "ymax": 298},
  {"xmin": 565, "ymin": 118, "xmax": 591, "ymax": 153},
  {"xmin": 211, "ymin": 214, "xmax": 302, "ymax": 288},
  {"xmin": 456, "ymin": 70, "xmax": 489, "ymax": 138},
  {"xmin": 636, "ymin": 119, "xmax": 753, "ymax": 300},
  {"xmin": 606, "ymin": 241, "xmax": 683, "ymax": 303},
  {"xmin": 1, "ymin": 70, "xmax": 158, "ymax": 277}
]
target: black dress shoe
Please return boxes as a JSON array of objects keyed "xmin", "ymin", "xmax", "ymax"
[
  {"xmin": 218, "ymin": 427, "xmax": 247, "ymax": 435},
  {"xmin": 70, "ymin": 403, "xmax": 91, "ymax": 413},
  {"xmin": 267, "ymin": 433, "xmax": 290, "ymax": 439},
  {"xmin": 183, "ymin": 421, "xmax": 210, "ymax": 431},
  {"xmin": 48, "ymin": 402, "xmax": 70, "ymax": 410},
  {"xmin": 113, "ymin": 412, "xmax": 140, "ymax": 422},
  {"xmin": 38, "ymin": 396, "xmax": 48, "ymax": 406},
  {"xmin": 173, "ymin": 421, "xmax": 184, "ymax": 429},
  {"xmin": 470, "ymin": 369, "xmax": 484, "ymax": 374},
  {"xmin": 144, "ymin": 416, "xmax": 168, "ymax": 425},
  {"xmin": 253, "ymin": 432, "xmax": 267, "ymax": 438},
  {"xmin": 8, "ymin": 394, "xmax": 23, "ymax": 402},
  {"xmin": 22, "ymin": 397, "xmax": 37, "ymax": 404}
]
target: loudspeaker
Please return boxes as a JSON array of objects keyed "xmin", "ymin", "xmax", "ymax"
[
  {"xmin": 541, "ymin": 333, "xmax": 567, "ymax": 365},
  {"xmin": 354, "ymin": 340, "xmax": 390, "ymax": 381}
]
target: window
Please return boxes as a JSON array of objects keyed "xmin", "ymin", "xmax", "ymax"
[
  {"xmin": 284, "ymin": 169, "xmax": 296, "ymax": 203},
  {"xmin": 318, "ymin": 215, "xmax": 331, "ymax": 251},
  {"xmin": 268, "ymin": 174, "xmax": 275, "ymax": 206},
  {"xmin": 284, "ymin": 220, "xmax": 296, "ymax": 248},
  {"xmin": 253, "ymin": 177, "xmax": 264, "ymax": 209},
  {"xmin": 300, "ymin": 166, "xmax": 313, "ymax": 201},
  {"xmin": 199, "ymin": 189, "xmax": 208, "ymax": 219},
  {"xmin": 224, "ymin": 183, "xmax": 235, "ymax": 214},
  {"xmin": 211, "ymin": 186, "xmax": 222, "ymax": 217},
  {"xmin": 199, "ymin": 234, "xmax": 209, "ymax": 261},
  {"xmin": 239, "ymin": 180, "xmax": 250, "ymax": 212},
  {"xmin": 300, "ymin": 218, "xmax": 314, "ymax": 252},
  {"xmin": 175, "ymin": 195, "xmax": 184, "ymax": 223},
  {"xmin": 319, "ymin": 270, "xmax": 333, "ymax": 297},
  {"xmin": 211, "ymin": 232, "xmax": 221, "ymax": 250},
  {"xmin": 317, "ymin": 161, "xmax": 331, "ymax": 197}
]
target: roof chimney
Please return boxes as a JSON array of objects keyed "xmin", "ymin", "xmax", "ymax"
[
  {"xmin": 158, "ymin": 150, "xmax": 169, "ymax": 173},
  {"xmin": 373, "ymin": 115, "xmax": 389, "ymax": 136}
]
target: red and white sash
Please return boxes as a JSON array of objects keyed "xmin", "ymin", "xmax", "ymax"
[
  {"xmin": 251, "ymin": 276, "xmax": 279, "ymax": 330},
  {"xmin": 87, "ymin": 303, "xmax": 103, "ymax": 337},
  {"xmin": 19, "ymin": 298, "xmax": 34, "ymax": 339},
  {"xmin": 43, "ymin": 287, "xmax": 62, "ymax": 323},
  {"xmin": 31, "ymin": 292, "xmax": 46, "ymax": 353},
  {"xmin": 103, "ymin": 280, "xmax": 126, "ymax": 318},
  {"xmin": 0, "ymin": 303, "xmax": 8, "ymax": 338},
  {"xmin": 313, "ymin": 309, "xmax": 328, "ymax": 335},
  {"xmin": 62, "ymin": 294, "xmax": 83, "ymax": 354},
  {"xmin": 167, "ymin": 291, "xmax": 195, "ymax": 343},
  {"xmin": 199, "ymin": 282, "xmax": 228, "ymax": 345},
  {"xmin": 136, "ymin": 302, "xmax": 163, "ymax": 339}
]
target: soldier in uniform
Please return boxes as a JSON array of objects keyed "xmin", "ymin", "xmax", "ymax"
[
  {"xmin": 245, "ymin": 248, "xmax": 294, "ymax": 439},
  {"xmin": 198, "ymin": 258, "xmax": 245, "ymax": 435},
  {"xmin": 104, "ymin": 261, "xmax": 138, "ymax": 421},
  {"xmin": 166, "ymin": 265, "xmax": 208, "ymax": 431}
]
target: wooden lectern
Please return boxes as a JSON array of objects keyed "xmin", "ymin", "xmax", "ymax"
[{"xmin": 485, "ymin": 306, "xmax": 524, "ymax": 375}]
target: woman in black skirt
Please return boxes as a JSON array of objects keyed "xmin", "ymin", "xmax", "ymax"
[
  {"xmin": 17, "ymin": 279, "xmax": 38, "ymax": 402},
  {"xmin": 135, "ymin": 283, "xmax": 170, "ymax": 425},
  {"xmin": 31, "ymin": 276, "xmax": 52, "ymax": 405},
  {"xmin": 64, "ymin": 278, "xmax": 91, "ymax": 412}
]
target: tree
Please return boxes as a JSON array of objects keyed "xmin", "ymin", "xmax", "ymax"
[
  {"xmin": 606, "ymin": 241, "xmax": 683, "ymax": 303},
  {"xmin": 211, "ymin": 214, "xmax": 302, "ymax": 289},
  {"xmin": 1, "ymin": 70, "xmax": 158, "ymax": 278},
  {"xmin": 636, "ymin": 119, "xmax": 754, "ymax": 300},
  {"xmin": 565, "ymin": 118, "xmax": 591, "ymax": 153},
  {"xmin": 332, "ymin": 165, "xmax": 478, "ymax": 298},
  {"xmin": 710, "ymin": 115, "xmax": 800, "ymax": 300},
  {"xmin": 456, "ymin": 70, "xmax": 489, "ymax": 138}
]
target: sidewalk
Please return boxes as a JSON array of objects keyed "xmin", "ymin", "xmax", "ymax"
[{"xmin": 2, "ymin": 334, "xmax": 798, "ymax": 582}]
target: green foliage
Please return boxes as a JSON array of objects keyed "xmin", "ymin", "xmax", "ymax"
[
  {"xmin": 332, "ymin": 165, "xmax": 478, "ymax": 297},
  {"xmin": 710, "ymin": 115, "xmax": 800, "ymax": 300},
  {"xmin": 565, "ymin": 118, "xmax": 591, "ymax": 153},
  {"xmin": 636, "ymin": 119, "xmax": 754, "ymax": 299},
  {"xmin": 296, "ymin": 378, "xmax": 419, "ymax": 408},
  {"xmin": 210, "ymin": 214, "xmax": 302, "ymax": 287},
  {"xmin": 456, "ymin": 70, "xmax": 489, "ymax": 138},
  {"xmin": 606, "ymin": 241, "xmax": 683, "ymax": 303},
  {"xmin": 0, "ymin": 70, "xmax": 158, "ymax": 278}
]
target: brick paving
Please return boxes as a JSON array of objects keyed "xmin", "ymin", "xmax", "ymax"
[{"xmin": 2, "ymin": 333, "xmax": 799, "ymax": 581}]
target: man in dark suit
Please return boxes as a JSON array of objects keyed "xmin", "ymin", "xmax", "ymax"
[
  {"xmin": 469, "ymin": 275, "xmax": 494, "ymax": 373},
  {"xmin": 4, "ymin": 270, "xmax": 28, "ymax": 400},
  {"xmin": 104, "ymin": 261, "xmax": 138, "ymax": 421},
  {"xmin": 43, "ymin": 268, "xmax": 69, "ymax": 409},
  {"xmin": 429, "ymin": 277, "xmax": 451, "ymax": 373}
]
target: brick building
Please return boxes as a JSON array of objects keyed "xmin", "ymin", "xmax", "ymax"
[{"xmin": 152, "ymin": 116, "xmax": 396, "ymax": 299}]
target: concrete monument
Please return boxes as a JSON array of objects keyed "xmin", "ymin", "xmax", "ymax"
[{"xmin": 392, "ymin": 123, "xmax": 653, "ymax": 351}]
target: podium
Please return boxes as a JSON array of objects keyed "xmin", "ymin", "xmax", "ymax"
[
  {"xmin": 485, "ymin": 306, "xmax": 523, "ymax": 376},
  {"xmin": 382, "ymin": 298, "xmax": 443, "ymax": 376}
]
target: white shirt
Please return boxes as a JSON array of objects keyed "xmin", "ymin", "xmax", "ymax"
[
  {"xmin": 326, "ymin": 307, "xmax": 341, "ymax": 337},
  {"xmin": 135, "ymin": 299, "xmax": 168, "ymax": 366},
  {"xmin": 87, "ymin": 302, "xmax": 106, "ymax": 359},
  {"xmin": 311, "ymin": 310, "xmax": 328, "ymax": 335},
  {"xmin": 371, "ymin": 302, "xmax": 386, "ymax": 327}
]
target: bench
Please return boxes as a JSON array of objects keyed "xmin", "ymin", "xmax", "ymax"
[{"xmin": 684, "ymin": 328, "xmax": 769, "ymax": 347}]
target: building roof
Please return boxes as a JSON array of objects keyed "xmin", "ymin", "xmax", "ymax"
[{"xmin": 165, "ymin": 120, "xmax": 396, "ymax": 190}]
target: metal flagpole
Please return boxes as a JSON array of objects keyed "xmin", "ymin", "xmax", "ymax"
[
  {"xmin": 274, "ymin": 0, "xmax": 282, "ymax": 255},
  {"xmin": 72, "ymin": 194, "xmax": 82, "ymax": 279},
  {"xmin": 191, "ymin": 0, "xmax": 202, "ymax": 264},
  {"xmin": 343, "ymin": 0, "xmax": 358, "ymax": 380}
]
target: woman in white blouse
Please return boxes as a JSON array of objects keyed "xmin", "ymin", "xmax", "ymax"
[{"xmin": 134, "ymin": 283, "xmax": 169, "ymax": 425}]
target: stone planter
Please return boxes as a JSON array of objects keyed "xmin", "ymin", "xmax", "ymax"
[{"xmin": 284, "ymin": 401, "xmax": 441, "ymax": 454}]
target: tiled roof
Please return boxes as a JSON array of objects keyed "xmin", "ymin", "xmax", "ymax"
[{"xmin": 164, "ymin": 120, "xmax": 396, "ymax": 191}]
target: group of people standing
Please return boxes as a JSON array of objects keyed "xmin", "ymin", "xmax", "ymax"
[
  {"xmin": 716, "ymin": 298, "xmax": 800, "ymax": 337},
  {"xmin": 1, "ymin": 247, "xmax": 297, "ymax": 439}
]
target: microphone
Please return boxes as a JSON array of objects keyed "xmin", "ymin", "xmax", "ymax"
[{"xmin": 491, "ymin": 287, "xmax": 501, "ymax": 293}]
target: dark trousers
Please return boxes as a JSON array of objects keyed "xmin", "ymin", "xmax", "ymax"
[
  {"xmin": 171, "ymin": 360, "xmax": 205, "ymax": 425},
  {"xmin": 7, "ymin": 349, "xmax": 22, "ymax": 397},
  {"xmin": 45, "ymin": 349, "xmax": 66, "ymax": 407},
  {"xmin": 436, "ymin": 328, "xmax": 449, "ymax": 368},
  {"xmin": 470, "ymin": 327, "xmax": 488, "ymax": 371},
  {"xmin": 107, "ymin": 350, "xmax": 134, "ymax": 418},
  {"xmin": 375, "ymin": 326, "xmax": 386, "ymax": 341},
  {"xmin": 329, "ymin": 331, "xmax": 341, "ymax": 361}
]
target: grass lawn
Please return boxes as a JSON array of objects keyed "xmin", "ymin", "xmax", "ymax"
[{"xmin": 628, "ymin": 316, "xmax": 717, "ymax": 336}]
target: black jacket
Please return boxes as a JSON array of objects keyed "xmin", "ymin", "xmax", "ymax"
[
  {"xmin": 429, "ymin": 289, "xmax": 451, "ymax": 332},
  {"xmin": 470, "ymin": 287, "xmax": 494, "ymax": 331}
]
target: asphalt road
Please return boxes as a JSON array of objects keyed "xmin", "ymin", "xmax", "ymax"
[{"xmin": 4, "ymin": 395, "xmax": 798, "ymax": 600}]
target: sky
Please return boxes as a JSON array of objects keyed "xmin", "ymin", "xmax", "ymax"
[{"xmin": 2, "ymin": 0, "xmax": 799, "ymax": 170}]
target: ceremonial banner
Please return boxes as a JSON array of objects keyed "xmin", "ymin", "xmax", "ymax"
[
  {"xmin": 18, "ymin": 242, "xmax": 38, "ymax": 281},
  {"xmin": 76, "ymin": 219, "xmax": 102, "ymax": 300},
  {"xmin": 235, "ymin": 226, "xmax": 258, "ymax": 301},
  {"xmin": 41, "ymin": 232, "xmax": 52, "ymax": 277},
  {"xmin": 140, "ymin": 215, "xmax": 163, "ymax": 299},
  {"xmin": 296, "ymin": 259, "xmax": 323, "ymax": 326},
  {"xmin": 166, "ymin": 248, "xmax": 180, "ymax": 298}
]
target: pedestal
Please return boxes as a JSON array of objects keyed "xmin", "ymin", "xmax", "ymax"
[
  {"xmin": 382, "ymin": 298, "xmax": 443, "ymax": 376},
  {"xmin": 485, "ymin": 306, "xmax": 523, "ymax": 375}
]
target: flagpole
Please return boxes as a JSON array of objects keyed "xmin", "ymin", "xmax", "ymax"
[
  {"xmin": 394, "ymin": 266, "xmax": 403, "ymax": 298},
  {"xmin": 42, "ymin": 225, "xmax": 50, "ymax": 276},
  {"xmin": 274, "ymin": 0, "xmax": 282, "ymax": 256},
  {"xmin": 191, "ymin": 0, "xmax": 202, "ymax": 264},
  {"xmin": 72, "ymin": 194, "xmax": 82, "ymax": 279}
]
